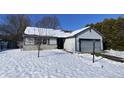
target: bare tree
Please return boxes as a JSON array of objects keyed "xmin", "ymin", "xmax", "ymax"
[
  {"xmin": 5, "ymin": 15, "xmax": 31, "ymax": 41},
  {"xmin": 1, "ymin": 14, "xmax": 31, "ymax": 48},
  {"xmin": 36, "ymin": 16, "xmax": 60, "ymax": 29},
  {"xmin": 37, "ymin": 28, "xmax": 42, "ymax": 57},
  {"xmin": 36, "ymin": 16, "xmax": 60, "ymax": 57}
]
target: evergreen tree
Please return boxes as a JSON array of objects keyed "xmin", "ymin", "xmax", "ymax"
[{"xmin": 86, "ymin": 17, "xmax": 124, "ymax": 50}]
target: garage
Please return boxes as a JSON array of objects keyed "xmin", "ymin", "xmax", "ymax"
[
  {"xmin": 79, "ymin": 39, "xmax": 101, "ymax": 52},
  {"xmin": 64, "ymin": 27, "xmax": 103, "ymax": 53}
]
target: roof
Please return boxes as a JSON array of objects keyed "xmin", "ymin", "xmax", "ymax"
[
  {"xmin": 24, "ymin": 27, "xmax": 70, "ymax": 38},
  {"xmin": 67, "ymin": 26, "xmax": 90, "ymax": 37},
  {"xmin": 24, "ymin": 26, "xmax": 91, "ymax": 38},
  {"xmin": 0, "ymin": 31, "xmax": 10, "ymax": 36}
]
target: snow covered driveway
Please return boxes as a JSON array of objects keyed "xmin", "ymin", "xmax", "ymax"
[{"xmin": 0, "ymin": 49, "xmax": 124, "ymax": 78}]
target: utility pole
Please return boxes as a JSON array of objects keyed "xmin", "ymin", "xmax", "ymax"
[{"xmin": 93, "ymin": 40, "xmax": 95, "ymax": 63}]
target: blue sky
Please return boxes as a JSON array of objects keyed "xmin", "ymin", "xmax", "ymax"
[{"xmin": 1, "ymin": 14, "xmax": 124, "ymax": 31}]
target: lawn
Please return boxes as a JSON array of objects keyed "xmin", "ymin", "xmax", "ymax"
[{"xmin": 0, "ymin": 49, "xmax": 124, "ymax": 78}]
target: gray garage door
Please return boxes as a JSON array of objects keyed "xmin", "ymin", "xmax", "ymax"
[{"xmin": 79, "ymin": 39, "xmax": 101, "ymax": 52}]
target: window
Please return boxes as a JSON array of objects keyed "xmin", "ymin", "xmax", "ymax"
[
  {"xmin": 49, "ymin": 38, "xmax": 57, "ymax": 45},
  {"xmin": 24, "ymin": 37, "xmax": 34, "ymax": 45},
  {"xmin": 31, "ymin": 37, "xmax": 57, "ymax": 45},
  {"xmin": 35, "ymin": 37, "xmax": 41, "ymax": 45},
  {"xmin": 43, "ymin": 38, "xmax": 47, "ymax": 44},
  {"xmin": 35, "ymin": 37, "xmax": 48, "ymax": 45}
]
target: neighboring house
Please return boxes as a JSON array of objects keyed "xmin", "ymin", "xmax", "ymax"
[
  {"xmin": 0, "ymin": 31, "xmax": 10, "ymax": 51},
  {"xmin": 23, "ymin": 26, "xmax": 103, "ymax": 53},
  {"xmin": 0, "ymin": 40, "xmax": 8, "ymax": 51}
]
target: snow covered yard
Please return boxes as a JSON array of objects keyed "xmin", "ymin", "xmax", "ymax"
[{"xmin": 0, "ymin": 49, "xmax": 124, "ymax": 78}]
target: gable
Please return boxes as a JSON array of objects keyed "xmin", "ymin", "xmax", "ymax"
[{"xmin": 76, "ymin": 29, "xmax": 102, "ymax": 39}]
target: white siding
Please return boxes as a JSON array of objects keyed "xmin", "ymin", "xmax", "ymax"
[
  {"xmin": 76, "ymin": 29, "xmax": 103, "ymax": 51},
  {"xmin": 64, "ymin": 37, "xmax": 75, "ymax": 52},
  {"xmin": 100, "ymin": 39, "xmax": 103, "ymax": 50},
  {"xmin": 77, "ymin": 29, "xmax": 102, "ymax": 39},
  {"xmin": 49, "ymin": 38, "xmax": 57, "ymax": 45},
  {"xmin": 23, "ymin": 37, "xmax": 57, "ymax": 50}
]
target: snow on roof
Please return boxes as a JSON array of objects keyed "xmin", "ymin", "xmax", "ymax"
[
  {"xmin": 24, "ymin": 27, "xmax": 70, "ymax": 38},
  {"xmin": 24, "ymin": 26, "xmax": 90, "ymax": 38},
  {"xmin": 68, "ymin": 26, "xmax": 90, "ymax": 37}
]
